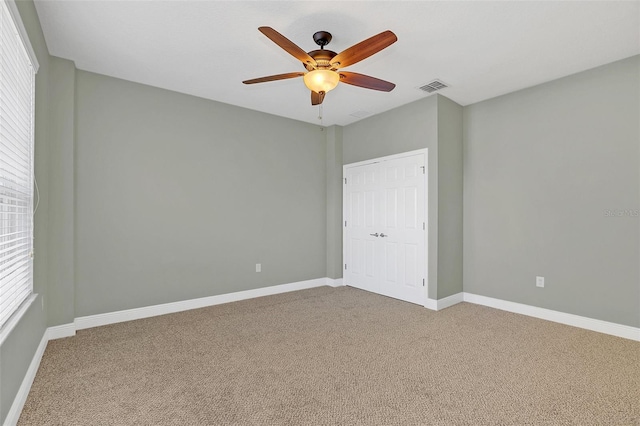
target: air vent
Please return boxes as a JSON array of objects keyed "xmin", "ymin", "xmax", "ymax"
[
  {"xmin": 349, "ymin": 110, "xmax": 371, "ymax": 118},
  {"xmin": 419, "ymin": 80, "xmax": 448, "ymax": 93}
]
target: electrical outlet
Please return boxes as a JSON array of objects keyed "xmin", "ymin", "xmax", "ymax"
[
  {"xmin": 536, "ymin": 276, "xmax": 545, "ymax": 288},
  {"xmin": 256, "ymin": 263, "xmax": 261, "ymax": 273}
]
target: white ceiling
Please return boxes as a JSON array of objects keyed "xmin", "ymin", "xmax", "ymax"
[{"xmin": 34, "ymin": 1, "xmax": 640, "ymax": 126}]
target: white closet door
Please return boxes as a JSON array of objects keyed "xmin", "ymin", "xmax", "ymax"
[
  {"xmin": 344, "ymin": 152, "xmax": 426, "ymax": 305},
  {"xmin": 378, "ymin": 155, "xmax": 425, "ymax": 304},
  {"xmin": 344, "ymin": 162, "xmax": 383, "ymax": 295}
]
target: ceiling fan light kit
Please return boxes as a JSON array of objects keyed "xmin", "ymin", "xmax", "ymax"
[
  {"xmin": 243, "ymin": 27, "xmax": 397, "ymax": 105},
  {"xmin": 303, "ymin": 69, "xmax": 340, "ymax": 93}
]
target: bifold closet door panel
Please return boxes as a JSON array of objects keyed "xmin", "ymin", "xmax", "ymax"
[
  {"xmin": 378, "ymin": 154, "xmax": 425, "ymax": 304},
  {"xmin": 345, "ymin": 162, "xmax": 383, "ymax": 295}
]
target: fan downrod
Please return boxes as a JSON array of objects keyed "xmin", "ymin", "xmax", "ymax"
[{"xmin": 313, "ymin": 31, "xmax": 332, "ymax": 49}]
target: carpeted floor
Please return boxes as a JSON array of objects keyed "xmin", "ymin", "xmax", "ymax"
[{"xmin": 19, "ymin": 286, "xmax": 640, "ymax": 425}]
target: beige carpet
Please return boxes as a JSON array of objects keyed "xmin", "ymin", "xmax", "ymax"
[{"xmin": 19, "ymin": 286, "xmax": 640, "ymax": 425}]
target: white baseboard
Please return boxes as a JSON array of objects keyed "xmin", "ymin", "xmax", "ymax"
[
  {"xmin": 424, "ymin": 292, "xmax": 464, "ymax": 311},
  {"xmin": 46, "ymin": 323, "xmax": 76, "ymax": 340},
  {"xmin": 326, "ymin": 278, "xmax": 344, "ymax": 287},
  {"xmin": 70, "ymin": 282, "xmax": 632, "ymax": 341},
  {"xmin": 74, "ymin": 278, "xmax": 328, "ymax": 331},
  {"xmin": 437, "ymin": 292, "xmax": 464, "ymax": 310},
  {"xmin": 425, "ymin": 292, "xmax": 639, "ymax": 341},
  {"xmin": 4, "ymin": 332, "xmax": 48, "ymax": 426},
  {"xmin": 424, "ymin": 298, "xmax": 437, "ymax": 310},
  {"xmin": 463, "ymin": 292, "xmax": 640, "ymax": 342}
]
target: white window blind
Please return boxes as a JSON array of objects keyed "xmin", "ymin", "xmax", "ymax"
[{"xmin": 0, "ymin": 0, "xmax": 36, "ymax": 328}]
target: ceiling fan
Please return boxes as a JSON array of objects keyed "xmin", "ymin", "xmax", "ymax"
[{"xmin": 243, "ymin": 27, "xmax": 397, "ymax": 105}]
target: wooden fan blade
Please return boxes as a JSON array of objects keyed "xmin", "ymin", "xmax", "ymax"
[
  {"xmin": 330, "ymin": 30, "xmax": 397, "ymax": 69},
  {"xmin": 339, "ymin": 72, "xmax": 396, "ymax": 92},
  {"xmin": 259, "ymin": 27, "xmax": 317, "ymax": 67},
  {"xmin": 311, "ymin": 91, "xmax": 325, "ymax": 105},
  {"xmin": 242, "ymin": 72, "xmax": 304, "ymax": 84}
]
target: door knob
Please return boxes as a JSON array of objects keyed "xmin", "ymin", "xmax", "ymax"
[
  {"xmin": 370, "ymin": 233, "xmax": 379, "ymax": 237},
  {"xmin": 380, "ymin": 233, "xmax": 388, "ymax": 237}
]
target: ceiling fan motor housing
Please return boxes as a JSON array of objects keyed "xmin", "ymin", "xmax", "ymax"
[{"xmin": 305, "ymin": 49, "xmax": 337, "ymax": 71}]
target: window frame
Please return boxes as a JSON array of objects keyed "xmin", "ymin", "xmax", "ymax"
[{"xmin": 0, "ymin": 0, "xmax": 39, "ymax": 340}]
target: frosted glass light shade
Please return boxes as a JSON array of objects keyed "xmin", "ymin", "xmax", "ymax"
[{"xmin": 303, "ymin": 70, "xmax": 340, "ymax": 93}]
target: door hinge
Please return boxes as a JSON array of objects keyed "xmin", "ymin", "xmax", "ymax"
[
  {"xmin": 423, "ymin": 278, "xmax": 425, "ymax": 287},
  {"xmin": 345, "ymin": 264, "xmax": 347, "ymax": 270},
  {"xmin": 345, "ymin": 220, "xmax": 347, "ymax": 227},
  {"xmin": 344, "ymin": 178, "xmax": 347, "ymax": 184},
  {"xmin": 420, "ymin": 165, "xmax": 425, "ymax": 174},
  {"xmin": 423, "ymin": 222, "xmax": 425, "ymax": 230}
]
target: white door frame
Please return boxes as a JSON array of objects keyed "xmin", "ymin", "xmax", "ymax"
[{"xmin": 342, "ymin": 148, "xmax": 429, "ymax": 307}]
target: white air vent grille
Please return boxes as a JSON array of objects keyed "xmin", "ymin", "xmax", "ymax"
[
  {"xmin": 419, "ymin": 80, "xmax": 448, "ymax": 93},
  {"xmin": 349, "ymin": 110, "xmax": 371, "ymax": 118}
]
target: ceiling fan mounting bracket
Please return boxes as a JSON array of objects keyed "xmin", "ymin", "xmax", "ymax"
[{"xmin": 312, "ymin": 31, "xmax": 332, "ymax": 49}]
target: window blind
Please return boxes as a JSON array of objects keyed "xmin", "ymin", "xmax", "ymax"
[{"xmin": 0, "ymin": 0, "xmax": 35, "ymax": 328}]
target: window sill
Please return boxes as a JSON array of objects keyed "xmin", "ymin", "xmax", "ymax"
[{"xmin": 0, "ymin": 294, "xmax": 38, "ymax": 346}]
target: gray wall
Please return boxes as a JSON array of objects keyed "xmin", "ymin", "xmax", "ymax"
[
  {"xmin": 325, "ymin": 126, "xmax": 343, "ymax": 280},
  {"xmin": 463, "ymin": 55, "xmax": 640, "ymax": 327},
  {"xmin": 437, "ymin": 97, "xmax": 463, "ymax": 298},
  {"xmin": 46, "ymin": 56, "xmax": 75, "ymax": 326},
  {"xmin": 74, "ymin": 71, "xmax": 327, "ymax": 317},
  {"xmin": 343, "ymin": 96, "xmax": 438, "ymax": 165},
  {"xmin": 1, "ymin": 0, "xmax": 50, "ymax": 423},
  {"xmin": 342, "ymin": 96, "xmax": 441, "ymax": 299}
]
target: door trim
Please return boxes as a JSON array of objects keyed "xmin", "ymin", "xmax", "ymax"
[
  {"xmin": 343, "ymin": 148, "xmax": 429, "ymax": 169},
  {"xmin": 342, "ymin": 148, "xmax": 429, "ymax": 307}
]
